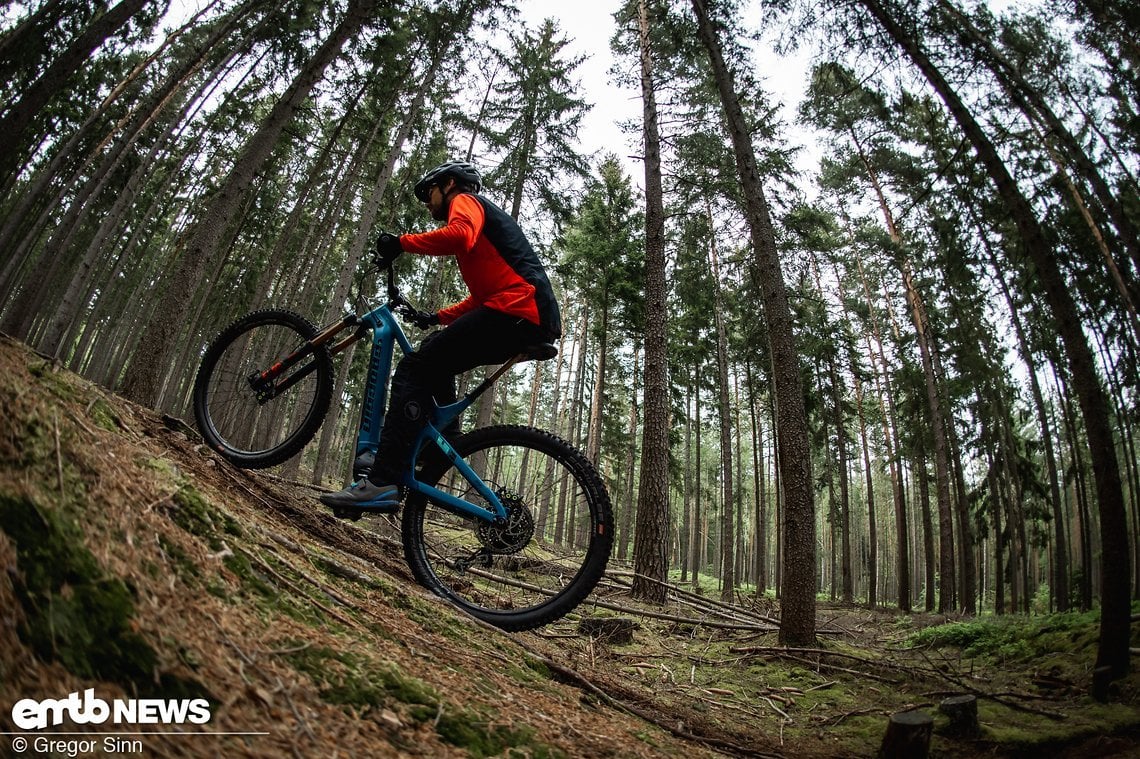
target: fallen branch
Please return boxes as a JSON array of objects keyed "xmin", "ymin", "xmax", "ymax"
[
  {"xmin": 605, "ymin": 569, "xmax": 782, "ymax": 627},
  {"xmin": 541, "ymin": 657, "xmax": 782, "ymax": 758}
]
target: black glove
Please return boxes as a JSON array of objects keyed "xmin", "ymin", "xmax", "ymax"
[
  {"xmin": 374, "ymin": 232, "xmax": 403, "ymax": 268},
  {"xmin": 400, "ymin": 306, "xmax": 439, "ymax": 330}
]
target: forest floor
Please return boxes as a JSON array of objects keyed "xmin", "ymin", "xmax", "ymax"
[{"xmin": 1, "ymin": 332, "xmax": 1138, "ymax": 759}]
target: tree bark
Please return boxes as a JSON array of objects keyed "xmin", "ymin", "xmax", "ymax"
[
  {"xmin": 630, "ymin": 0, "xmax": 671, "ymax": 604},
  {"xmin": 859, "ymin": 0, "xmax": 1130, "ymax": 679},
  {"xmin": 0, "ymin": 0, "xmax": 150, "ymax": 179},
  {"xmin": 854, "ymin": 255, "xmax": 909, "ymax": 611},
  {"xmin": 692, "ymin": 0, "xmax": 815, "ymax": 644},
  {"xmin": 709, "ymin": 219, "xmax": 736, "ymax": 602},
  {"xmin": 120, "ymin": 0, "xmax": 377, "ymax": 408}
]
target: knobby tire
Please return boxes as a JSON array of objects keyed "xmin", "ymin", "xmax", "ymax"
[
  {"xmin": 193, "ymin": 309, "xmax": 333, "ymax": 469},
  {"xmin": 402, "ymin": 425, "xmax": 613, "ymax": 631}
]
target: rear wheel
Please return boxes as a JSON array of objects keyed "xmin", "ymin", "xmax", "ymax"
[
  {"xmin": 192, "ymin": 309, "xmax": 333, "ymax": 468},
  {"xmin": 402, "ymin": 425, "xmax": 613, "ymax": 631}
]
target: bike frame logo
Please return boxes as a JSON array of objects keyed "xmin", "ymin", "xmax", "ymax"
[{"xmin": 11, "ymin": 689, "xmax": 211, "ymax": 730}]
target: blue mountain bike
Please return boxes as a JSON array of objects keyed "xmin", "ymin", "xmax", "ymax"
[{"xmin": 191, "ymin": 264, "xmax": 613, "ymax": 631}]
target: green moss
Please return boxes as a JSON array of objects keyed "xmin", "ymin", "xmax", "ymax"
[
  {"xmin": 906, "ymin": 611, "xmax": 1107, "ymax": 663},
  {"xmin": 158, "ymin": 533, "xmax": 200, "ymax": 584},
  {"xmin": 282, "ymin": 644, "xmax": 565, "ymax": 755},
  {"xmin": 435, "ymin": 708, "xmax": 562, "ymax": 758},
  {"xmin": 28, "ymin": 360, "xmax": 81, "ymax": 403},
  {"xmin": 283, "ymin": 645, "xmax": 438, "ymax": 710},
  {"xmin": 0, "ymin": 493, "xmax": 207, "ymax": 699},
  {"xmin": 978, "ymin": 700, "xmax": 1140, "ymax": 749},
  {"xmin": 222, "ymin": 552, "xmax": 277, "ymax": 598},
  {"xmin": 87, "ymin": 398, "xmax": 119, "ymax": 432},
  {"xmin": 167, "ymin": 485, "xmax": 232, "ymax": 551},
  {"xmin": 169, "ymin": 485, "xmax": 217, "ymax": 538},
  {"xmin": 523, "ymin": 654, "xmax": 552, "ymax": 679}
]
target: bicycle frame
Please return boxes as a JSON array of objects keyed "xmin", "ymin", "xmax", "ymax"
[{"xmin": 319, "ymin": 300, "xmax": 519, "ymax": 525}]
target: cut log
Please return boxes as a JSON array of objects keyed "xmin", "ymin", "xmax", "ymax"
[
  {"xmin": 879, "ymin": 709, "xmax": 932, "ymax": 759},
  {"xmin": 938, "ymin": 694, "xmax": 979, "ymax": 736},
  {"xmin": 578, "ymin": 616, "xmax": 636, "ymax": 644}
]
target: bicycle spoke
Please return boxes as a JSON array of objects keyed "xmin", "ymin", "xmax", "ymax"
[{"xmin": 193, "ymin": 310, "xmax": 332, "ymax": 469}]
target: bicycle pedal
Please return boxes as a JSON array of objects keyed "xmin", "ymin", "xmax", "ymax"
[{"xmin": 333, "ymin": 506, "xmax": 364, "ymax": 522}]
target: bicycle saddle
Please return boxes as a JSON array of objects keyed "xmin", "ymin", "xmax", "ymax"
[{"xmin": 520, "ymin": 342, "xmax": 557, "ymax": 361}]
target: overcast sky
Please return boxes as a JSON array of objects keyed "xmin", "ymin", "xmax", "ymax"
[{"xmin": 518, "ymin": 0, "xmax": 818, "ymax": 185}]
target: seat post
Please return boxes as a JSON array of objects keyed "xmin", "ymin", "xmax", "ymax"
[
  {"xmin": 460, "ymin": 343, "xmax": 557, "ymax": 404},
  {"xmin": 462, "ymin": 354, "xmax": 524, "ymax": 404}
]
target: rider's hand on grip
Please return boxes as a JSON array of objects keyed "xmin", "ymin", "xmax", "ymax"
[
  {"xmin": 374, "ymin": 232, "xmax": 403, "ymax": 268},
  {"xmin": 399, "ymin": 305, "xmax": 439, "ymax": 330}
]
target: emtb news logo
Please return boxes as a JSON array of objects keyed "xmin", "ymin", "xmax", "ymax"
[{"xmin": 11, "ymin": 689, "xmax": 211, "ymax": 730}]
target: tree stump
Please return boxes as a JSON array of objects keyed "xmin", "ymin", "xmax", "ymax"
[
  {"xmin": 938, "ymin": 694, "xmax": 979, "ymax": 737},
  {"xmin": 578, "ymin": 617, "xmax": 636, "ymax": 645},
  {"xmin": 879, "ymin": 709, "xmax": 933, "ymax": 759}
]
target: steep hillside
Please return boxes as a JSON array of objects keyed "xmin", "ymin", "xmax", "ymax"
[
  {"xmin": 1, "ymin": 333, "xmax": 1138, "ymax": 759},
  {"xmin": 0, "ymin": 334, "xmax": 721, "ymax": 758}
]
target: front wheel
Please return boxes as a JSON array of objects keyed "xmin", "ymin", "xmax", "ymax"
[
  {"xmin": 402, "ymin": 425, "xmax": 613, "ymax": 631},
  {"xmin": 192, "ymin": 309, "xmax": 333, "ymax": 469}
]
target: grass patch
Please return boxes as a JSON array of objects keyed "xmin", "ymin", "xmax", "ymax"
[{"xmin": 906, "ymin": 610, "xmax": 1107, "ymax": 662}]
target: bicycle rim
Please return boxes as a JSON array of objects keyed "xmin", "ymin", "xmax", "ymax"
[
  {"xmin": 194, "ymin": 311, "xmax": 332, "ymax": 469},
  {"xmin": 403, "ymin": 425, "xmax": 613, "ymax": 631}
]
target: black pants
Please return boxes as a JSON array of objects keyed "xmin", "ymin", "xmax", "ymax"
[{"xmin": 369, "ymin": 306, "xmax": 546, "ymax": 483}]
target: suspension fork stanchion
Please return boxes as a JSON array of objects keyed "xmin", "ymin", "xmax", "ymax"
[
  {"xmin": 309, "ymin": 313, "xmax": 358, "ymax": 347},
  {"xmin": 252, "ymin": 314, "xmax": 356, "ymax": 389}
]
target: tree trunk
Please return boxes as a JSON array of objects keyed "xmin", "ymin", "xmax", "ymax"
[
  {"xmin": 692, "ymin": 381, "xmax": 704, "ymax": 590},
  {"xmin": 900, "ymin": 258, "xmax": 956, "ymax": 613},
  {"xmin": 586, "ymin": 299, "xmax": 609, "ymax": 467},
  {"xmin": 746, "ymin": 359, "xmax": 768, "ymax": 594},
  {"xmin": 629, "ymin": 0, "xmax": 671, "ymax": 604},
  {"xmin": 709, "ymin": 216, "xmax": 736, "ymax": 602},
  {"xmin": 939, "ymin": 0, "xmax": 1140, "ymax": 292},
  {"xmin": 120, "ymin": 0, "xmax": 377, "ymax": 408},
  {"xmin": 692, "ymin": 0, "xmax": 815, "ymax": 645},
  {"xmin": 854, "ymin": 364, "xmax": 878, "ymax": 607},
  {"xmin": 859, "ymin": 0, "xmax": 1130, "ymax": 679},
  {"xmin": 0, "ymin": 0, "xmax": 150, "ymax": 178},
  {"xmin": 619, "ymin": 346, "xmax": 640, "ymax": 563},
  {"xmin": 854, "ymin": 255, "xmax": 909, "ymax": 611},
  {"xmin": 916, "ymin": 457, "xmax": 936, "ymax": 612}
]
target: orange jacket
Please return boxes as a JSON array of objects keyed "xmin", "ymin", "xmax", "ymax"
[{"xmin": 400, "ymin": 193, "xmax": 561, "ymax": 337}]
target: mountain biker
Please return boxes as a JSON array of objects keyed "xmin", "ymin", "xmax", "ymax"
[{"xmin": 320, "ymin": 160, "xmax": 563, "ymax": 514}]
